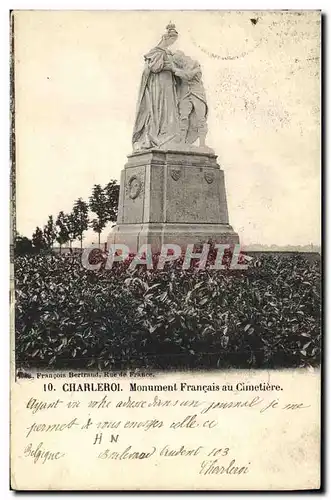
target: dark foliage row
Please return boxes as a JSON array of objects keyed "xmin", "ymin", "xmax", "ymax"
[{"xmin": 15, "ymin": 252, "xmax": 321, "ymax": 370}]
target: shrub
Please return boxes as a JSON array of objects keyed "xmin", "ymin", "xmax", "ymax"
[{"xmin": 14, "ymin": 252, "xmax": 321, "ymax": 370}]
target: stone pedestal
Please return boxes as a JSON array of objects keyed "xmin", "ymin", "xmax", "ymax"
[{"xmin": 109, "ymin": 149, "xmax": 239, "ymax": 252}]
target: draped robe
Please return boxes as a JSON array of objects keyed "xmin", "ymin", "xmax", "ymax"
[{"xmin": 132, "ymin": 47, "xmax": 180, "ymax": 150}]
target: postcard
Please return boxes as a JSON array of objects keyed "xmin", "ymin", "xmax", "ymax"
[{"xmin": 10, "ymin": 10, "xmax": 321, "ymax": 490}]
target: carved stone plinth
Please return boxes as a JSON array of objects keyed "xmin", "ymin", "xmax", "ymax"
[{"xmin": 109, "ymin": 149, "xmax": 239, "ymax": 252}]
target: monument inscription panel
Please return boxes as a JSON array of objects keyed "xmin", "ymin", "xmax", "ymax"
[{"xmin": 165, "ymin": 166, "xmax": 226, "ymax": 224}]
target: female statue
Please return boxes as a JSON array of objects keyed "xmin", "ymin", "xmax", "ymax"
[{"xmin": 132, "ymin": 23, "xmax": 180, "ymax": 151}]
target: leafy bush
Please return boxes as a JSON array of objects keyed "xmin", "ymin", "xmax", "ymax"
[
  {"xmin": 14, "ymin": 235, "xmax": 34, "ymax": 256},
  {"xmin": 15, "ymin": 252, "xmax": 321, "ymax": 370}
]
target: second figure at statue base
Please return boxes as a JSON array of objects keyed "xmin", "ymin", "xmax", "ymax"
[{"xmin": 171, "ymin": 50, "xmax": 208, "ymax": 149}]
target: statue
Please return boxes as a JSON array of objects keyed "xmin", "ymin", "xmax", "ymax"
[
  {"xmin": 132, "ymin": 23, "xmax": 210, "ymax": 152},
  {"xmin": 132, "ymin": 22, "xmax": 180, "ymax": 151},
  {"xmin": 112, "ymin": 24, "xmax": 239, "ymax": 253},
  {"xmin": 172, "ymin": 50, "xmax": 208, "ymax": 148}
]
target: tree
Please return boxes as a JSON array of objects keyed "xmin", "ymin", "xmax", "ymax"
[
  {"xmin": 55, "ymin": 211, "xmax": 70, "ymax": 254},
  {"xmin": 89, "ymin": 184, "xmax": 108, "ymax": 247},
  {"xmin": 32, "ymin": 226, "xmax": 47, "ymax": 253},
  {"xmin": 71, "ymin": 198, "xmax": 89, "ymax": 250},
  {"xmin": 43, "ymin": 215, "xmax": 57, "ymax": 249},
  {"xmin": 14, "ymin": 234, "xmax": 33, "ymax": 256},
  {"xmin": 66, "ymin": 213, "xmax": 78, "ymax": 250},
  {"xmin": 104, "ymin": 180, "xmax": 120, "ymax": 225}
]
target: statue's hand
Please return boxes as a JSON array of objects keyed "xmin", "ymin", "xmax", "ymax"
[{"xmin": 164, "ymin": 62, "xmax": 176, "ymax": 73}]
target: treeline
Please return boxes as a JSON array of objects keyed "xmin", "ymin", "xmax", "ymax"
[{"xmin": 15, "ymin": 181, "xmax": 119, "ymax": 255}]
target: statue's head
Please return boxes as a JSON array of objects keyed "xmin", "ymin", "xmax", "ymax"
[
  {"xmin": 173, "ymin": 50, "xmax": 198, "ymax": 71},
  {"xmin": 172, "ymin": 50, "xmax": 186, "ymax": 68},
  {"xmin": 158, "ymin": 22, "xmax": 178, "ymax": 48}
]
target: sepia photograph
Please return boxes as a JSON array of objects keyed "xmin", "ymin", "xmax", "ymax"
[
  {"xmin": 12, "ymin": 10, "xmax": 321, "ymax": 373},
  {"xmin": 9, "ymin": 8, "xmax": 323, "ymax": 492}
]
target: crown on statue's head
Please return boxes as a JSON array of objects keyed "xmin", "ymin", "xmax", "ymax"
[{"xmin": 166, "ymin": 21, "xmax": 178, "ymax": 36}]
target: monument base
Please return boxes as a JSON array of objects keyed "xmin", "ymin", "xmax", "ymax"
[
  {"xmin": 108, "ymin": 148, "xmax": 239, "ymax": 253},
  {"xmin": 110, "ymin": 222, "xmax": 239, "ymax": 253}
]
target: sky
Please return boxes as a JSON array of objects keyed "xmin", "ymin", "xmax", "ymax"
[{"xmin": 13, "ymin": 10, "xmax": 321, "ymax": 247}]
